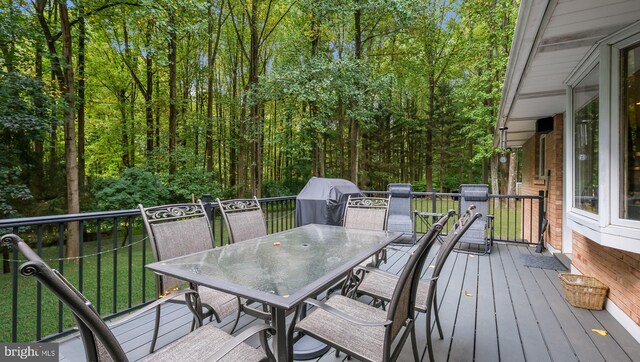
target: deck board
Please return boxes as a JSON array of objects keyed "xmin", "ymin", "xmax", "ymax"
[
  {"xmin": 56, "ymin": 240, "xmax": 640, "ymax": 362},
  {"xmin": 473, "ymin": 250, "xmax": 499, "ymax": 362},
  {"xmin": 490, "ymin": 243, "xmax": 526, "ymax": 362}
]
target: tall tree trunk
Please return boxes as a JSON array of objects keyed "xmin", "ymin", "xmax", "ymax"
[
  {"xmin": 350, "ymin": 8, "xmax": 362, "ymax": 186},
  {"xmin": 77, "ymin": 10, "xmax": 86, "ymax": 193},
  {"xmin": 206, "ymin": 1, "xmax": 224, "ymax": 174},
  {"xmin": 507, "ymin": 150, "xmax": 517, "ymax": 196},
  {"xmin": 59, "ymin": 2, "xmax": 80, "ymax": 258},
  {"xmin": 425, "ymin": 81, "xmax": 435, "ymax": 192},
  {"xmin": 145, "ymin": 29, "xmax": 154, "ymax": 158},
  {"xmin": 168, "ymin": 18, "xmax": 178, "ymax": 175},
  {"xmin": 490, "ymin": 154, "xmax": 499, "ymax": 195},
  {"xmin": 249, "ymin": 0, "xmax": 261, "ymax": 197}
]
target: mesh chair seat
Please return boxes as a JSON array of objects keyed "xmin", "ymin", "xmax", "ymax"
[
  {"xmin": 296, "ymin": 295, "xmax": 387, "ymax": 362},
  {"xmin": 356, "ymin": 270, "xmax": 431, "ymax": 312},
  {"xmin": 138, "ymin": 323, "xmax": 267, "ymax": 362},
  {"xmin": 189, "ymin": 287, "xmax": 238, "ymax": 321}
]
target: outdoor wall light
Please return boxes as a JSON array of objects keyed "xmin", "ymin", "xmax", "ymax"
[{"xmin": 499, "ymin": 126, "xmax": 508, "ymax": 150}]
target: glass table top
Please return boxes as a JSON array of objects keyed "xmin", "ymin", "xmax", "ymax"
[{"xmin": 146, "ymin": 224, "xmax": 400, "ymax": 309}]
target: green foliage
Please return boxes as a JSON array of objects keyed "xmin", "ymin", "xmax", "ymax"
[
  {"xmin": 164, "ymin": 167, "xmax": 224, "ymax": 202},
  {"xmin": 92, "ymin": 168, "xmax": 170, "ymax": 210}
]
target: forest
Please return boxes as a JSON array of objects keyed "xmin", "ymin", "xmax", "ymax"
[{"xmin": 0, "ymin": 0, "xmax": 519, "ymax": 221}]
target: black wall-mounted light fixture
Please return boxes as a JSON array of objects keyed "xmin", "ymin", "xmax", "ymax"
[{"xmin": 499, "ymin": 126, "xmax": 509, "ymax": 163}]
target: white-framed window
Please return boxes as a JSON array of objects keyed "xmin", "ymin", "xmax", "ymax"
[
  {"xmin": 565, "ymin": 21, "xmax": 640, "ymax": 253},
  {"xmin": 538, "ymin": 134, "xmax": 547, "ymax": 179}
]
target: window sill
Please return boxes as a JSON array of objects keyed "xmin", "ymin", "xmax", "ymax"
[{"xmin": 567, "ymin": 212, "xmax": 640, "ymax": 253}]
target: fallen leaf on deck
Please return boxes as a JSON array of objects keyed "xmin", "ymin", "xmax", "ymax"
[
  {"xmin": 592, "ymin": 329, "xmax": 607, "ymax": 336},
  {"xmin": 464, "ymin": 291, "xmax": 472, "ymax": 297}
]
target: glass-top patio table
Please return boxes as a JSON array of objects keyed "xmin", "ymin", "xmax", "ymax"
[{"xmin": 145, "ymin": 223, "xmax": 401, "ymax": 362}]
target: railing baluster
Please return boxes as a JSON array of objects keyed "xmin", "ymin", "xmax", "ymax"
[
  {"xmin": 79, "ymin": 221, "xmax": 84, "ymax": 293},
  {"xmin": 112, "ymin": 217, "xmax": 118, "ymax": 314},
  {"xmin": 57, "ymin": 224, "xmax": 64, "ymax": 334},
  {"xmin": 127, "ymin": 217, "xmax": 133, "ymax": 308},
  {"xmin": 97, "ymin": 219, "xmax": 102, "ymax": 313},
  {"xmin": 36, "ymin": 226, "xmax": 43, "ymax": 340},
  {"xmin": 12, "ymin": 226, "xmax": 18, "ymax": 342}
]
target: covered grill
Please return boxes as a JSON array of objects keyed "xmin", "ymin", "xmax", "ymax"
[{"xmin": 295, "ymin": 177, "xmax": 363, "ymax": 227}]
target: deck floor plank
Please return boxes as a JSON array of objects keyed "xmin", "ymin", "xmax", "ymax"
[
  {"xmin": 429, "ymin": 251, "xmax": 467, "ymax": 361},
  {"xmin": 490, "ymin": 243, "xmax": 526, "ymax": 362},
  {"xmin": 474, "ymin": 249, "xmax": 499, "ymax": 362},
  {"xmin": 448, "ymin": 251, "xmax": 479, "ymax": 362}
]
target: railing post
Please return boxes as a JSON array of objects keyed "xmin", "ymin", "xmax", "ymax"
[
  {"xmin": 201, "ymin": 194, "xmax": 213, "ymax": 221},
  {"xmin": 537, "ymin": 190, "xmax": 545, "ymax": 243},
  {"xmin": 431, "ymin": 189, "xmax": 437, "ymax": 214}
]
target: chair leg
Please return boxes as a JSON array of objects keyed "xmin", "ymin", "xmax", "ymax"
[
  {"xmin": 426, "ymin": 301, "xmax": 435, "ymax": 362},
  {"xmin": 229, "ymin": 298, "xmax": 242, "ymax": 334},
  {"xmin": 411, "ymin": 326, "xmax": 419, "ymax": 361},
  {"xmin": 432, "ymin": 297, "xmax": 443, "ymax": 339},
  {"xmin": 149, "ymin": 305, "xmax": 162, "ymax": 353}
]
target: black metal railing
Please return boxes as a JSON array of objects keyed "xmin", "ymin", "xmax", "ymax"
[
  {"xmin": 0, "ymin": 191, "xmax": 540, "ymax": 343},
  {"xmin": 0, "ymin": 197, "xmax": 296, "ymax": 344},
  {"xmin": 364, "ymin": 191, "xmax": 543, "ymax": 244}
]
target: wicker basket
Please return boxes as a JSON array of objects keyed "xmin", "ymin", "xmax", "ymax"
[{"xmin": 559, "ymin": 273, "xmax": 608, "ymax": 310}]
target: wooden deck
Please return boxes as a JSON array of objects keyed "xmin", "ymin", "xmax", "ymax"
[{"xmin": 58, "ymin": 240, "xmax": 640, "ymax": 362}]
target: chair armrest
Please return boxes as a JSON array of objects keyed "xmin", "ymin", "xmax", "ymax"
[
  {"xmin": 108, "ymin": 289, "xmax": 198, "ymax": 328},
  {"xmin": 303, "ymin": 298, "xmax": 392, "ymax": 327},
  {"xmin": 208, "ymin": 324, "xmax": 275, "ymax": 361},
  {"xmin": 356, "ymin": 267, "xmax": 399, "ymax": 280}
]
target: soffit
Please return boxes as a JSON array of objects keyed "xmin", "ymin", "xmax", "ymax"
[{"xmin": 497, "ymin": 0, "xmax": 640, "ymax": 148}]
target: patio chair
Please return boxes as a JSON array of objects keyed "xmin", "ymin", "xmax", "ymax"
[
  {"xmin": 217, "ymin": 197, "xmax": 268, "ymax": 244},
  {"xmin": 217, "ymin": 197, "xmax": 275, "ymax": 322},
  {"xmin": 139, "ymin": 202, "xmax": 240, "ymax": 353},
  {"xmin": 0, "ymin": 234, "xmax": 275, "ymax": 362},
  {"xmin": 353, "ymin": 207, "xmax": 482, "ymax": 362},
  {"xmin": 343, "ymin": 195, "xmax": 390, "ymax": 231},
  {"xmin": 293, "ymin": 207, "xmax": 446, "ymax": 362},
  {"xmin": 386, "ymin": 183, "xmax": 413, "ymax": 235},
  {"xmin": 457, "ymin": 184, "xmax": 494, "ymax": 254}
]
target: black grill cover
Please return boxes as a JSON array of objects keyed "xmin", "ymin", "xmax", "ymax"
[{"xmin": 295, "ymin": 177, "xmax": 363, "ymax": 227}]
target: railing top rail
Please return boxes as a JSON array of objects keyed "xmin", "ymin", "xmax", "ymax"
[
  {"xmin": 0, "ymin": 209, "xmax": 141, "ymax": 228},
  {"xmin": 0, "ymin": 192, "xmax": 542, "ymax": 228}
]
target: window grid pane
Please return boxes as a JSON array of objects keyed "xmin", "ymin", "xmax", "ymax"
[
  {"xmin": 621, "ymin": 45, "xmax": 640, "ymax": 221},
  {"xmin": 573, "ymin": 65, "xmax": 599, "ymax": 214}
]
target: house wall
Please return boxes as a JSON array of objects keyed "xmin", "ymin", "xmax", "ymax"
[
  {"xmin": 572, "ymin": 232, "xmax": 640, "ymax": 326},
  {"xmin": 519, "ymin": 114, "xmax": 564, "ymax": 250}
]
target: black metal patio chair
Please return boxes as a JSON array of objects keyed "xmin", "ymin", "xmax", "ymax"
[
  {"xmin": 457, "ymin": 184, "xmax": 494, "ymax": 254},
  {"xmin": 139, "ymin": 202, "xmax": 240, "ymax": 353},
  {"xmin": 293, "ymin": 208, "xmax": 447, "ymax": 362},
  {"xmin": 386, "ymin": 183, "xmax": 413, "ymax": 234},
  {"xmin": 353, "ymin": 207, "xmax": 482, "ymax": 362},
  {"xmin": 0, "ymin": 234, "xmax": 275, "ymax": 362}
]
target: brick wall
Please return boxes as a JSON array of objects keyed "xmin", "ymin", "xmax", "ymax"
[
  {"xmin": 520, "ymin": 114, "xmax": 564, "ymax": 250},
  {"xmin": 572, "ymin": 233, "xmax": 640, "ymax": 326}
]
